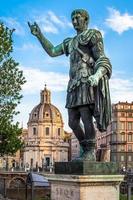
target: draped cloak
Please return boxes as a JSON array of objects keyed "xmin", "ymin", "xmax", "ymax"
[{"xmin": 62, "ymin": 29, "xmax": 112, "ymax": 132}]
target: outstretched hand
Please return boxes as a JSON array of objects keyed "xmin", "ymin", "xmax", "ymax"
[{"xmin": 28, "ymin": 21, "xmax": 41, "ymax": 37}]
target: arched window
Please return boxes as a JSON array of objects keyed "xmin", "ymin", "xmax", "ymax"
[
  {"xmin": 58, "ymin": 128, "xmax": 60, "ymax": 136},
  {"xmin": 46, "ymin": 127, "xmax": 49, "ymax": 136},
  {"xmin": 33, "ymin": 127, "xmax": 37, "ymax": 135}
]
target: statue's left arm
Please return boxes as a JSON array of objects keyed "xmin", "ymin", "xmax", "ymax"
[{"xmin": 88, "ymin": 30, "xmax": 111, "ymax": 86}]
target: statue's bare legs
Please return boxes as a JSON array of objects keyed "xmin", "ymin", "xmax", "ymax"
[{"xmin": 68, "ymin": 105, "xmax": 96, "ymax": 161}]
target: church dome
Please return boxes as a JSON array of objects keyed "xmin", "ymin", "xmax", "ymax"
[{"xmin": 28, "ymin": 85, "xmax": 63, "ymax": 124}]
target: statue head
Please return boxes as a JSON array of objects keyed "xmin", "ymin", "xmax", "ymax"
[{"xmin": 71, "ymin": 9, "xmax": 89, "ymax": 32}]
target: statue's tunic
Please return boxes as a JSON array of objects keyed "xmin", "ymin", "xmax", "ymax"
[
  {"xmin": 64, "ymin": 35, "xmax": 95, "ymax": 108},
  {"xmin": 62, "ymin": 29, "xmax": 112, "ymax": 132}
]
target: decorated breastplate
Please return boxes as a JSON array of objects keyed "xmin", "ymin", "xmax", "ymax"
[{"xmin": 67, "ymin": 37, "xmax": 94, "ymax": 92}]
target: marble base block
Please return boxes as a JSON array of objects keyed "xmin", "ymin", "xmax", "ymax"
[{"xmin": 47, "ymin": 174, "xmax": 124, "ymax": 200}]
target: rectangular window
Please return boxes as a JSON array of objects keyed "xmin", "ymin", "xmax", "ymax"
[
  {"xmin": 121, "ymin": 134, "xmax": 125, "ymax": 141},
  {"xmin": 124, "ymin": 105, "xmax": 128, "ymax": 109},
  {"xmin": 120, "ymin": 145, "xmax": 125, "ymax": 151},
  {"xmin": 128, "ymin": 113, "xmax": 132, "ymax": 117},
  {"xmin": 112, "ymin": 155, "xmax": 116, "ymax": 162},
  {"xmin": 128, "ymin": 122, "xmax": 132, "ymax": 130},
  {"xmin": 128, "ymin": 144, "xmax": 132, "ymax": 151},
  {"xmin": 46, "ymin": 127, "xmax": 49, "ymax": 135},
  {"xmin": 128, "ymin": 155, "xmax": 132, "ymax": 162},
  {"xmin": 119, "ymin": 122, "xmax": 125, "ymax": 130},
  {"xmin": 121, "ymin": 155, "xmax": 125, "ymax": 162},
  {"xmin": 111, "ymin": 145, "xmax": 116, "ymax": 152},
  {"xmin": 128, "ymin": 134, "xmax": 132, "ymax": 142},
  {"xmin": 121, "ymin": 113, "xmax": 125, "ymax": 117},
  {"xmin": 112, "ymin": 134, "xmax": 116, "ymax": 142}
]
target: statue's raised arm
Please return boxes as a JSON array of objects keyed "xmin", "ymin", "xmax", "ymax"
[{"xmin": 28, "ymin": 21, "xmax": 64, "ymax": 57}]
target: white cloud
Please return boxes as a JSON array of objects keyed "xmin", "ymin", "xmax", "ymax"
[
  {"xmin": 47, "ymin": 11, "xmax": 65, "ymax": 27},
  {"xmin": 41, "ymin": 19, "xmax": 59, "ymax": 34},
  {"xmin": 15, "ymin": 43, "xmax": 42, "ymax": 51},
  {"xmin": 21, "ymin": 66, "xmax": 69, "ymax": 94},
  {"xmin": 110, "ymin": 72, "xmax": 133, "ymax": 103},
  {"xmin": 106, "ymin": 8, "xmax": 133, "ymax": 34},
  {"xmin": 47, "ymin": 11, "xmax": 72, "ymax": 28},
  {"xmin": 34, "ymin": 10, "xmax": 72, "ymax": 34},
  {"xmin": 0, "ymin": 17, "xmax": 25, "ymax": 35},
  {"xmin": 21, "ymin": 65, "xmax": 133, "ymax": 103}
]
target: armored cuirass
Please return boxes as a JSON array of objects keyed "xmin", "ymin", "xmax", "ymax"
[{"xmin": 67, "ymin": 37, "xmax": 94, "ymax": 92}]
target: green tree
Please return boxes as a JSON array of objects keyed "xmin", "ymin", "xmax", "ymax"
[{"xmin": 0, "ymin": 21, "xmax": 26, "ymax": 156}]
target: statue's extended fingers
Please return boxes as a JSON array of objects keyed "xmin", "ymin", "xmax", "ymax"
[
  {"xmin": 34, "ymin": 22, "xmax": 38, "ymax": 26},
  {"xmin": 28, "ymin": 21, "xmax": 31, "ymax": 28}
]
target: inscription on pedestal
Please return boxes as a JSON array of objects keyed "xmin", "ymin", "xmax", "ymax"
[
  {"xmin": 51, "ymin": 184, "xmax": 79, "ymax": 200},
  {"xmin": 47, "ymin": 174, "xmax": 124, "ymax": 200}
]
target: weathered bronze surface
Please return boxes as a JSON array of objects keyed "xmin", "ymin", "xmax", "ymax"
[{"xmin": 28, "ymin": 9, "xmax": 112, "ymax": 161}]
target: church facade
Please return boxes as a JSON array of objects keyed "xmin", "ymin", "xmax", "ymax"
[{"xmin": 23, "ymin": 86, "xmax": 69, "ymax": 169}]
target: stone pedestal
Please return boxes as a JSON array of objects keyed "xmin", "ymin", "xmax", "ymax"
[
  {"xmin": 43, "ymin": 162, "xmax": 124, "ymax": 200},
  {"xmin": 47, "ymin": 174, "xmax": 124, "ymax": 200}
]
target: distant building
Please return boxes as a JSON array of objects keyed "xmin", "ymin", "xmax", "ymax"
[
  {"xmin": 63, "ymin": 131, "xmax": 72, "ymax": 161},
  {"xmin": 0, "ymin": 151, "xmax": 21, "ymax": 170},
  {"xmin": 110, "ymin": 102, "xmax": 133, "ymax": 169},
  {"xmin": 96, "ymin": 102, "xmax": 133, "ymax": 169},
  {"xmin": 23, "ymin": 86, "xmax": 69, "ymax": 170},
  {"xmin": 71, "ymin": 133, "xmax": 80, "ymax": 160},
  {"xmin": 96, "ymin": 124, "xmax": 111, "ymax": 162}
]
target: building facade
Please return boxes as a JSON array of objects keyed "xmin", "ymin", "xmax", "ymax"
[
  {"xmin": 96, "ymin": 102, "xmax": 133, "ymax": 169},
  {"xmin": 71, "ymin": 133, "xmax": 80, "ymax": 160},
  {"xmin": 0, "ymin": 151, "xmax": 21, "ymax": 170},
  {"xmin": 96, "ymin": 124, "xmax": 111, "ymax": 162},
  {"xmin": 23, "ymin": 86, "xmax": 69, "ymax": 170},
  {"xmin": 111, "ymin": 102, "xmax": 133, "ymax": 169}
]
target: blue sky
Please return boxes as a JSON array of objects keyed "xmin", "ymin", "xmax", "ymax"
[{"xmin": 1, "ymin": 0, "xmax": 133, "ymax": 131}]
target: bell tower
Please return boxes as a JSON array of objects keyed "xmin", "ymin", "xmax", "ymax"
[{"xmin": 40, "ymin": 84, "xmax": 51, "ymax": 104}]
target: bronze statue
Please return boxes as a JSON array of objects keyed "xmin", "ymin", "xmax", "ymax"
[{"xmin": 28, "ymin": 9, "xmax": 112, "ymax": 161}]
